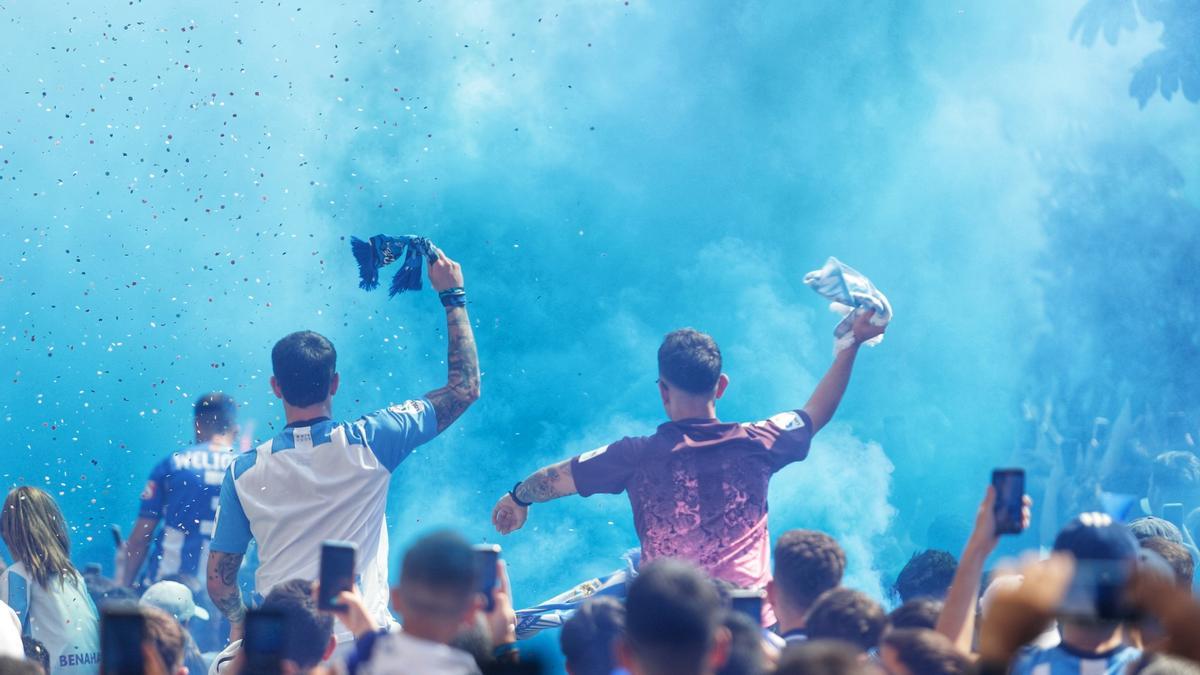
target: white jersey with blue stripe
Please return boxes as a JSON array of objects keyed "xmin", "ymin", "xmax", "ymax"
[
  {"xmin": 0, "ymin": 564, "xmax": 100, "ymax": 674},
  {"xmin": 210, "ymin": 400, "xmax": 438, "ymax": 629}
]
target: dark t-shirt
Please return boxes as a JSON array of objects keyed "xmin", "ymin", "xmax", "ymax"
[{"xmin": 571, "ymin": 410, "xmax": 814, "ymax": 602}]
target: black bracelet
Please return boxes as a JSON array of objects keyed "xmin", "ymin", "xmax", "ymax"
[
  {"xmin": 509, "ymin": 482, "xmax": 533, "ymax": 508},
  {"xmin": 439, "ymin": 287, "xmax": 467, "ymax": 308}
]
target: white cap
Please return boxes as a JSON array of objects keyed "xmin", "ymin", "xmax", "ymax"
[{"xmin": 140, "ymin": 581, "xmax": 209, "ymax": 622}]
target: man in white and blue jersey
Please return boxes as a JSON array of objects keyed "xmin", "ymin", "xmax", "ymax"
[
  {"xmin": 206, "ymin": 247, "xmax": 479, "ymax": 646},
  {"xmin": 123, "ymin": 393, "xmax": 240, "ymax": 590}
]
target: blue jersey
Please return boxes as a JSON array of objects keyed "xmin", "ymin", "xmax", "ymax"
[
  {"xmin": 138, "ymin": 443, "xmax": 237, "ymax": 581},
  {"xmin": 1012, "ymin": 644, "xmax": 1141, "ymax": 675}
]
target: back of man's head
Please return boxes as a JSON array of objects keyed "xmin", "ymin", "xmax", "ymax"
[
  {"xmin": 194, "ymin": 392, "xmax": 237, "ymax": 437},
  {"xmin": 775, "ymin": 640, "xmax": 872, "ymax": 675},
  {"xmin": 880, "ymin": 628, "xmax": 968, "ymax": 675},
  {"xmin": 893, "ymin": 550, "xmax": 956, "ymax": 603},
  {"xmin": 717, "ymin": 611, "xmax": 766, "ymax": 675},
  {"xmin": 1140, "ymin": 537, "xmax": 1194, "ymax": 590},
  {"xmin": 623, "ymin": 559, "xmax": 725, "ymax": 675},
  {"xmin": 1150, "ymin": 451, "xmax": 1200, "ymax": 510},
  {"xmin": 1128, "ymin": 516, "xmax": 1184, "ymax": 544},
  {"xmin": 398, "ymin": 531, "xmax": 477, "ymax": 628},
  {"xmin": 271, "ymin": 331, "xmax": 337, "ymax": 407},
  {"xmin": 261, "ymin": 579, "xmax": 335, "ymax": 670},
  {"xmin": 805, "ymin": 588, "xmax": 887, "ymax": 652},
  {"xmin": 888, "ymin": 597, "xmax": 943, "ymax": 631},
  {"xmin": 142, "ymin": 605, "xmax": 186, "ymax": 673},
  {"xmin": 773, "ymin": 530, "xmax": 846, "ymax": 614},
  {"xmin": 658, "ymin": 329, "xmax": 722, "ymax": 395},
  {"xmin": 561, "ymin": 596, "xmax": 625, "ymax": 675}
]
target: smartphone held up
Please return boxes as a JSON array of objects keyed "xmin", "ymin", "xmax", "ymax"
[{"xmin": 992, "ymin": 468, "xmax": 1026, "ymax": 535}]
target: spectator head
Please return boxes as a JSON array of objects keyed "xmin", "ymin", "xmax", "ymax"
[
  {"xmin": 1053, "ymin": 513, "xmax": 1139, "ymax": 563},
  {"xmin": 1, "ymin": 486, "xmax": 77, "ymax": 588},
  {"xmin": 194, "ymin": 392, "xmax": 237, "ymax": 439},
  {"xmin": 775, "ymin": 640, "xmax": 873, "ymax": 675},
  {"xmin": 20, "ymin": 636, "xmax": 50, "ymax": 673},
  {"xmin": 657, "ymin": 329, "xmax": 727, "ymax": 402},
  {"xmin": 717, "ymin": 611, "xmax": 767, "ymax": 675},
  {"xmin": 140, "ymin": 580, "xmax": 210, "ymax": 625},
  {"xmin": 259, "ymin": 579, "xmax": 336, "ymax": 671},
  {"xmin": 1128, "ymin": 516, "xmax": 1184, "ymax": 545},
  {"xmin": 769, "ymin": 530, "xmax": 846, "ymax": 622},
  {"xmin": 0, "ymin": 656, "xmax": 43, "ymax": 675},
  {"xmin": 142, "ymin": 605, "xmax": 187, "ymax": 675},
  {"xmin": 84, "ymin": 574, "xmax": 138, "ymax": 610},
  {"xmin": 805, "ymin": 588, "xmax": 887, "ymax": 653},
  {"xmin": 619, "ymin": 559, "xmax": 730, "ymax": 675},
  {"xmin": 1149, "ymin": 451, "xmax": 1200, "ymax": 514},
  {"xmin": 1140, "ymin": 537, "xmax": 1194, "ymax": 590},
  {"xmin": 879, "ymin": 628, "xmax": 969, "ymax": 675},
  {"xmin": 893, "ymin": 550, "xmax": 957, "ymax": 603},
  {"xmin": 888, "ymin": 597, "xmax": 943, "ymax": 631},
  {"xmin": 271, "ymin": 331, "xmax": 338, "ymax": 408},
  {"xmin": 561, "ymin": 596, "xmax": 625, "ymax": 675},
  {"xmin": 393, "ymin": 531, "xmax": 480, "ymax": 645}
]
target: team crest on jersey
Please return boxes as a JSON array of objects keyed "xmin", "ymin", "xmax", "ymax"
[
  {"xmin": 389, "ymin": 400, "xmax": 426, "ymax": 416},
  {"xmin": 140, "ymin": 480, "xmax": 156, "ymax": 501},
  {"xmin": 767, "ymin": 411, "xmax": 806, "ymax": 431},
  {"xmin": 578, "ymin": 445, "xmax": 609, "ymax": 463}
]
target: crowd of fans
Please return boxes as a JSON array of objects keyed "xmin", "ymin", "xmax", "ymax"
[{"xmin": 4, "ymin": 253, "xmax": 1200, "ymax": 674}]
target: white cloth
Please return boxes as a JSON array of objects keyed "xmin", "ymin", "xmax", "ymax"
[
  {"xmin": 803, "ymin": 256, "xmax": 893, "ymax": 354},
  {"xmin": 0, "ymin": 564, "xmax": 101, "ymax": 674},
  {"xmin": 208, "ymin": 640, "xmax": 241, "ymax": 675},
  {"xmin": 0, "ymin": 600, "xmax": 23, "ymax": 658}
]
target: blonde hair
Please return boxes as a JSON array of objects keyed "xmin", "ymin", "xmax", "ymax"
[{"xmin": 1, "ymin": 486, "xmax": 78, "ymax": 588}]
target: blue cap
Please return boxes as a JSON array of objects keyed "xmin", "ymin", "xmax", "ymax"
[{"xmin": 1053, "ymin": 512, "xmax": 1139, "ymax": 561}]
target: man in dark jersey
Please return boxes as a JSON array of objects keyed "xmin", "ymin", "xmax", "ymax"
[
  {"xmin": 492, "ymin": 313, "xmax": 885, "ymax": 624},
  {"xmin": 121, "ymin": 393, "xmax": 238, "ymax": 650}
]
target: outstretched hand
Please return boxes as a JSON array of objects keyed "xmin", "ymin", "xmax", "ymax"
[
  {"xmin": 850, "ymin": 308, "xmax": 886, "ymax": 345},
  {"xmin": 427, "ymin": 245, "xmax": 465, "ymax": 293},
  {"xmin": 978, "ymin": 554, "xmax": 1074, "ymax": 662},
  {"xmin": 969, "ymin": 486, "xmax": 1033, "ymax": 554},
  {"xmin": 492, "ymin": 494, "xmax": 528, "ymax": 535}
]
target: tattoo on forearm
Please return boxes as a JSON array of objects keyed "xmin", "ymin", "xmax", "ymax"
[
  {"xmin": 208, "ymin": 553, "xmax": 246, "ymax": 622},
  {"xmin": 426, "ymin": 307, "xmax": 481, "ymax": 433},
  {"xmin": 516, "ymin": 461, "xmax": 576, "ymax": 503}
]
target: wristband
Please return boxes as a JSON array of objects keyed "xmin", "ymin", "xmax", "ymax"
[
  {"xmin": 439, "ymin": 287, "xmax": 467, "ymax": 308},
  {"xmin": 509, "ymin": 482, "xmax": 533, "ymax": 508},
  {"xmin": 493, "ymin": 642, "xmax": 519, "ymax": 662}
]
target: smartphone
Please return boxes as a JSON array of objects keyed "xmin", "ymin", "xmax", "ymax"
[
  {"xmin": 244, "ymin": 608, "xmax": 287, "ymax": 675},
  {"xmin": 101, "ymin": 606, "xmax": 145, "ymax": 675},
  {"xmin": 729, "ymin": 589, "xmax": 764, "ymax": 623},
  {"xmin": 318, "ymin": 540, "xmax": 357, "ymax": 611},
  {"xmin": 1163, "ymin": 503, "xmax": 1185, "ymax": 531},
  {"xmin": 474, "ymin": 544, "xmax": 501, "ymax": 612},
  {"xmin": 1058, "ymin": 559, "xmax": 1137, "ymax": 622},
  {"xmin": 992, "ymin": 468, "xmax": 1026, "ymax": 535}
]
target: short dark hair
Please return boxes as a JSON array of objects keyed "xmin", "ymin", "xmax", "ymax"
[
  {"xmin": 805, "ymin": 588, "xmax": 887, "ymax": 652},
  {"xmin": 561, "ymin": 596, "xmax": 625, "ymax": 675},
  {"xmin": 271, "ymin": 331, "xmax": 337, "ymax": 407},
  {"xmin": 399, "ymin": 531, "xmax": 477, "ymax": 618},
  {"xmin": 888, "ymin": 597, "xmax": 943, "ymax": 630},
  {"xmin": 776, "ymin": 640, "xmax": 873, "ymax": 675},
  {"xmin": 142, "ymin": 605, "xmax": 186, "ymax": 671},
  {"xmin": 194, "ymin": 392, "xmax": 237, "ymax": 435},
  {"xmin": 719, "ymin": 610, "xmax": 766, "ymax": 675},
  {"xmin": 893, "ymin": 550, "xmax": 957, "ymax": 603},
  {"xmin": 625, "ymin": 559, "xmax": 723, "ymax": 674},
  {"xmin": 774, "ymin": 530, "xmax": 846, "ymax": 612},
  {"xmin": 881, "ymin": 628, "xmax": 969, "ymax": 675},
  {"xmin": 261, "ymin": 579, "xmax": 334, "ymax": 668},
  {"xmin": 1141, "ymin": 537, "xmax": 1194, "ymax": 590},
  {"xmin": 658, "ymin": 329, "xmax": 722, "ymax": 395},
  {"xmin": 21, "ymin": 637, "xmax": 50, "ymax": 673}
]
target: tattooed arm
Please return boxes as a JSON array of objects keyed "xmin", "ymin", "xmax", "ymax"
[
  {"xmin": 206, "ymin": 551, "xmax": 247, "ymax": 641},
  {"xmin": 423, "ymin": 249, "xmax": 481, "ymax": 433},
  {"xmin": 492, "ymin": 458, "xmax": 577, "ymax": 534}
]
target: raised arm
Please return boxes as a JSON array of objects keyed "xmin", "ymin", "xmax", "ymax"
[
  {"xmin": 422, "ymin": 249, "xmax": 481, "ymax": 433},
  {"xmin": 206, "ymin": 551, "xmax": 247, "ymax": 641},
  {"xmin": 492, "ymin": 459, "xmax": 578, "ymax": 535},
  {"xmin": 801, "ymin": 310, "xmax": 885, "ymax": 432},
  {"xmin": 120, "ymin": 517, "xmax": 159, "ymax": 587}
]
